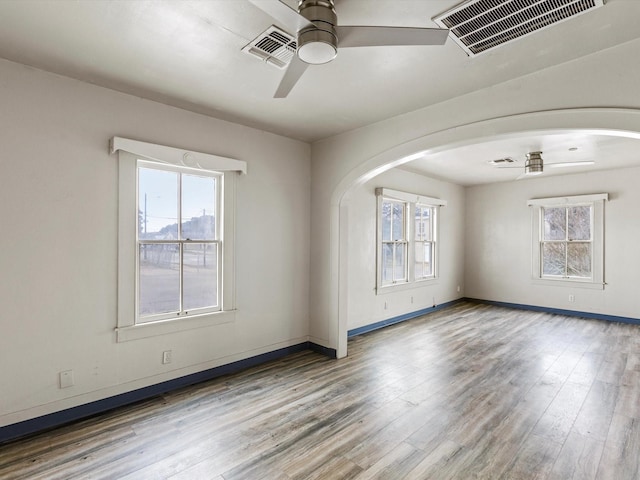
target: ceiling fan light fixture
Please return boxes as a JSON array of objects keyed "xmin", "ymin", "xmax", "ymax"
[
  {"xmin": 297, "ymin": 28, "xmax": 337, "ymax": 64},
  {"xmin": 248, "ymin": 0, "xmax": 448, "ymax": 96},
  {"xmin": 525, "ymin": 151, "xmax": 544, "ymax": 175}
]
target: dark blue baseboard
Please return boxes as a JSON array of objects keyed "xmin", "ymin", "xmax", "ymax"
[
  {"xmin": 465, "ymin": 297, "xmax": 640, "ymax": 326},
  {"xmin": 0, "ymin": 341, "xmax": 335, "ymax": 445},
  {"xmin": 309, "ymin": 341, "xmax": 338, "ymax": 358},
  {"xmin": 347, "ymin": 299, "xmax": 463, "ymax": 337},
  {"xmin": 7, "ymin": 296, "xmax": 633, "ymax": 445},
  {"xmin": 346, "ymin": 297, "xmax": 640, "ymax": 339}
]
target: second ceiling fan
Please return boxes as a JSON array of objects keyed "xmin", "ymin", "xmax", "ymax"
[
  {"xmin": 495, "ymin": 151, "xmax": 595, "ymax": 178},
  {"xmin": 248, "ymin": 0, "xmax": 449, "ymax": 97}
]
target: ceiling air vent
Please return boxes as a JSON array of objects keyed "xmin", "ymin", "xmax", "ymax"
[
  {"xmin": 488, "ymin": 157, "xmax": 515, "ymax": 165},
  {"xmin": 243, "ymin": 26, "xmax": 297, "ymax": 69},
  {"xmin": 433, "ymin": 0, "xmax": 606, "ymax": 56}
]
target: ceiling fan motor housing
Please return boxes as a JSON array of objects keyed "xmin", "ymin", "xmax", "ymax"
[
  {"xmin": 297, "ymin": 0, "xmax": 338, "ymax": 64},
  {"xmin": 525, "ymin": 151, "xmax": 544, "ymax": 175}
]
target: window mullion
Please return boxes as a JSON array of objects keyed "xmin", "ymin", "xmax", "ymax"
[
  {"xmin": 403, "ymin": 202, "xmax": 408, "ymax": 282},
  {"xmin": 406, "ymin": 202, "xmax": 411, "ymax": 282},
  {"xmin": 564, "ymin": 207, "xmax": 569, "ymax": 278},
  {"xmin": 178, "ymin": 172, "xmax": 184, "ymax": 314}
]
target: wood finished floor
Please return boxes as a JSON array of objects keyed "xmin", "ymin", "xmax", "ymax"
[{"xmin": 2, "ymin": 301, "xmax": 640, "ymax": 479}]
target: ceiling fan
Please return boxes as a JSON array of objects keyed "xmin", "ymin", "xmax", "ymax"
[
  {"xmin": 493, "ymin": 151, "xmax": 595, "ymax": 177},
  {"xmin": 248, "ymin": 0, "xmax": 449, "ymax": 97}
]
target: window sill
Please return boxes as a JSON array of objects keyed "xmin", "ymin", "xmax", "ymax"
[
  {"xmin": 531, "ymin": 278, "xmax": 605, "ymax": 290},
  {"xmin": 116, "ymin": 310, "xmax": 236, "ymax": 342},
  {"xmin": 377, "ymin": 278, "xmax": 439, "ymax": 295}
]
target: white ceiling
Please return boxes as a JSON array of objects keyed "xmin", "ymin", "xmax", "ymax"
[
  {"xmin": 398, "ymin": 131, "xmax": 640, "ymax": 186},
  {"xmin": 1, "ymin": 0, "xmax": 640, "ymax": 185}
]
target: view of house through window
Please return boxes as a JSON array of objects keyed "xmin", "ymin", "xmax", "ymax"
[
  {"xmin": 137, "ymin": 163, "xmax": 221, "ymax": 321},
  {"xmin": 376, "ymin": 188, "xmax": 445, "ymax": 291}
]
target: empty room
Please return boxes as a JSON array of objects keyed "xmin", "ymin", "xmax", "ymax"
[{"xmin": 2, "ymin": 0, "xmax": 640, "ymax": 478}]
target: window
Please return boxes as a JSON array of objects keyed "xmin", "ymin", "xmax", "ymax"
[
  {"xmin": 414, "ymin": 204, "xmax": 436, "ymax": 280},
  {"xmin": 380, "ymin": 198, "xmax": 408, "ymax": 285},
  {"xmin": 528, "ymin": 193, "xmax": 607, "ymax": 288},
  {"xmin": 541, "ymin": 205, "xmax": 592, "ymax": 278},
  {"xmin": 376, "ymin": 188, "xmax": 446, "ymax": 292},
  {"xmin": 137, "ymin": 163, "xmax": 221, "ymax": 322},
  {"xmin": 113, "ymin": 137, "xmax": 246, "ymax": 341}
]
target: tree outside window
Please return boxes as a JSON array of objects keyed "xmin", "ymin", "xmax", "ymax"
[{"xmin": 541, "ymin": 205, "xmax": 592, "ymax": 279}]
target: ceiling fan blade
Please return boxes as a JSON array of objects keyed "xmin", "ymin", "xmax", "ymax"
[
  {"xmin": 248, "ymin": 0, "xmax": 314, "ymax": 33},
  {"xmin": 336, "ymin": 25, "xmax": 449, "ymax": 48},
  {"xmin": 547, "ymin": 161, "xmax": 595, "ymax": 168},
  {"xmin": 274, "ymin": 55, "xmax": 309, "ymax": 98}
]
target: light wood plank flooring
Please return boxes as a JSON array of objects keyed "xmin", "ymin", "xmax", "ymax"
[{"xmin": 2, "ymin": 301, "xmax": 640, "ymax": 479}]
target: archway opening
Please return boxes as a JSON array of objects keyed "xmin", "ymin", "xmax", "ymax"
[{"xmin": 330, "ymin": 109, "xmax": 640, "ymax": 358}]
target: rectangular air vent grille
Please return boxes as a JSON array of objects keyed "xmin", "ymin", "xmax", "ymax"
[
  {"xmin": 243, "ymin": 26, "xmax": 297, "ymax": 69},
  {"xmin": 433, "ymin": 0, "xmax": 605, "ymax": 56},
  {"xmin": 488, "ymin": 157, "xmax": 516, "ymax": 165}
]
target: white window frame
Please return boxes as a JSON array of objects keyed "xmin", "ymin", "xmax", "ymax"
[
  {"xmin": 136, "ymin": 161, "xmax": 222, "ymax": 322},
  {"xmin": 528, "ymin": 193, "xmax": 607, "ymax": 290},
  {"xmin": 379, "ymin": 197, "xmax": 409, "ymax": 286},
  {"xmin": 376, "ymin": 188, "xmax": 446, "ymax": 293},
  {"xmin": 414, "ymin": 203, "xmax": 437, "ymax": 281},
  {"xmin": 112, "ymin": 137, "xmax": 246, "ymax": 342}
]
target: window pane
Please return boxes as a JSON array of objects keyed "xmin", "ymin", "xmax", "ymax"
[
  {"xmin": 381, "ymin": 201, "xmax": 392, "ymax": 242},
  {"xmin": 425, "ymin": 209, "xmax": 432, "ymax": 240},
  {"xmin": 543, "ymin": 207, "xmax": 566, "ymax": 241},
  {"xmin": 138, "ymin": 243, "xmax": 180, "ymax": 316},
  {"xmin": 394, "ymin": 243, "xmax": 406, "ymax": 281},
  {"xmin": 183, "ymin": 243, "xmax": 218, "ymax": 310},
  {"xmin": 424, "ymin": 242, "xmax": 433, "ymax": 277},
  {"xmin": 567, "ymin": 242, "xmax": 591, "ymax": 277},
  {"xmin": 568, "ymin": 206, "xmax": 591, "ymax": 241},
  {"xmin": 182, "ymin": 174, "xmax": 216, "ymax": 240},
  {"xmin": 542, "ymin": 242, "xmax": 566, "ymax": 276},
  {"xmin": 138, "ymin": 168, "xmax": 178, "ymax": 240},
  {"xmin": 415, "ymin": 241, "xmax": 423, "ymax": 278},
  {"xmin": 415, "ymin": 206, "xmax": 432, "ymax": 241},
  {"xmin": 415, "ymin": 242, "xmax": 433, "ymax": 279},
  {"xmin": 392, "ymin": 203, "xmax": 404, "ymax": 241},
  {"xmin": 381, "ymin": 243, "xmax": 393, "ymax": 284}
]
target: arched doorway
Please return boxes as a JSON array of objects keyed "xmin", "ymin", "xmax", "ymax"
[{"xmin": 330, "ymin": 108, "xmax": 640, "ymax": 358}]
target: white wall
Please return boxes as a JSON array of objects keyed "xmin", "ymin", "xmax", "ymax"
[
  {"xmin": 4, "ymin": 35, "xmax": 640, "ymax": 429},
  {"xmin": 465, "ymin": 166, "xmax": 640, "ymax": 318},
  {"xmin": 310, "ymin": 38, "xmax": 640, "ymax": 357},
  {"xmin": 0, "ymin": 59, "xmax": 310, "ymax": 427},
  {"xmin": 345, "ymin": 168, "xmax": 465, "ymax": 331}
]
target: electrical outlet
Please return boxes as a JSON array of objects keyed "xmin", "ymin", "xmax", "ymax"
[
  {"xmin": 457, "ymin": 285, "xmax": 461, "ymax": 293},
  {"xmin": 384, "ymin": 301, "xmax": 388, "ymax": 310},
  {"xmin": 162, "ymin": 350, "xmax": 172, "ymax": 364},
  {"xmin": 569, "ymin": 294, "xmax": 575, "ymax": 303},
  {"xmin": 410, "ymin": 296, "xmax": 414, "ymax": 304},
  {"xmin": 59, "ymin": 370, "xmax": 74, "ymax": 389}
]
